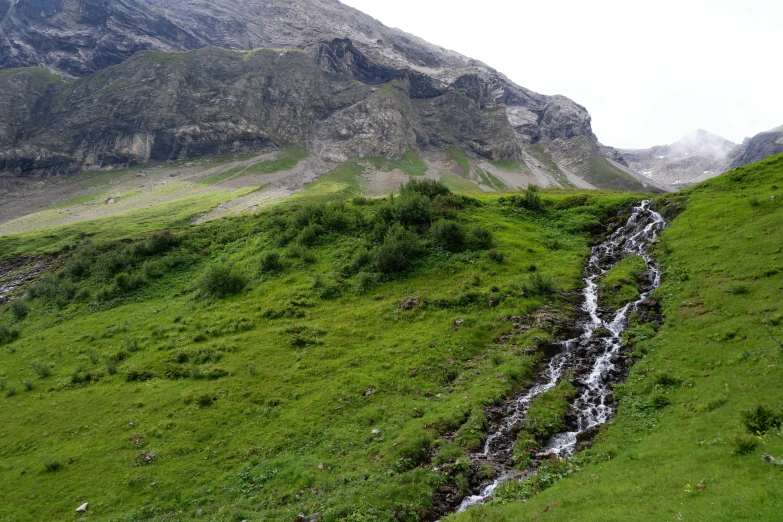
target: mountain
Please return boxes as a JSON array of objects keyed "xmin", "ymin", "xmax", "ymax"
[
  {"xmin": 620, "ymin": 130, "xmax": 736, "ymax": 188},
  {"xmin": 728, "ymin": 125, "xmax": 783, "ymax": 169},
  {"xmin": 0, "ymin": 0, "xmax": 656, "ymax": 192},
  {"xmin": 623, "ymin": 126, "xmax": 783, "ymax": 189}
]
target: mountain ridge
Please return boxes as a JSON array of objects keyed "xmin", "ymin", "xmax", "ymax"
[{"xmin": 0, "ymin": 0, "xmax": 656, "ymax": 192}]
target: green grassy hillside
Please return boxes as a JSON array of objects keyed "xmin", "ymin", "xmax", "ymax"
[
  {"xmin": 448, "ymin": 154, "xmax": 783, "ymax": 521},
  {"xmin": 1, "ymin": 153, "xmax": 780, "ymax": 521},
  {"xmin": 0, "ymin": 181, "xmax": 642, "ymax": 521}
]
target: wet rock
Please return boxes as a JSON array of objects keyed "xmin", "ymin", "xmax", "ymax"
[
  {"xmin": 576, "ymin": 425, "xmax": 600, "ymax": 443},
  {"xmin": 592, "ymin": 327, "xmax": 613, "ymax": 338},
  {"xmin": 575, "ymin": 440, "xmax": 594, "ymax": 452},
  {"xmin": 398, "ymin": 296, "xmax": 421, "ymax": 310},
  {"xmin": 294, "ymin": 513, "xmax": 321, "ymax": 522}
]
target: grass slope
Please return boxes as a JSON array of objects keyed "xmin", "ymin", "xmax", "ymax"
[
  {"xmin": 449, "ymin": 153, "xmax": 783, "ymax": 521},
  {"xmin": 0, "ymin": 183, "xmax": 641, "ymax": 521}
]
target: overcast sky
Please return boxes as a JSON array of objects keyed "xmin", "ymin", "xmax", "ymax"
[{"xmin": 342, "ymin": 0, "xmax": 782, "ymax": 149}]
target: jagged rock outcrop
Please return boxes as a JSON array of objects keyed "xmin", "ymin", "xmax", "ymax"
[
  {"xmin": 0, "ymin": 0, "xmax": 655, "ymax": 191},
  {"xmin": 728, "ymin": 125, "xmax": 783, "ymax": 169}
]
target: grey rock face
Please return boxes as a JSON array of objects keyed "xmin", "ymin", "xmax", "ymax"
[
  {"xmin": 728, "ymin": 125, "xmax": 783, "ymax": 169},
  {"xmin": 0, "ymin": 0, "xmax": 653, "ymax": 191},
  {"xmin": 621, "ymin": 130, "xmax": 737, "ymax": 188}
]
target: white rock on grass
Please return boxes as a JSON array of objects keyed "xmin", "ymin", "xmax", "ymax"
[{"xmin": 76, "ymin": 502, "xmax": 89, "ymax": 512}]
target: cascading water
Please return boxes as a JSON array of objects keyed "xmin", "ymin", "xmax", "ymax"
[{"xmin": 456, "ymin": 200, "xmax": 666, "ymax": 512}]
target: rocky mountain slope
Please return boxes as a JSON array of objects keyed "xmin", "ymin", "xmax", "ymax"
[
  {"xmin": 0, "ymin": 0, "xmax": 656, "ymax": 192},
  {"xmin": 623, "ymin": 127, "xmax": 783, "ymax": 189},
  {"xmin": 728, "ymin": 125, "xmax": 783, "ymax": 169},
  {"xmin": 621, "ymin": 130, "xmax": 736, "ymax": 188}
]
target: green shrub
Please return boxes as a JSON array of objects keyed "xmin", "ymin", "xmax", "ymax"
[
  {"xmin": 197, "ymin": 265, "xmax": 246, "ymax": 298},
  {"xmin": 125, "ymin": 368, "xmax": 157, "ymax": 382},
  {"xmin": 0, "ymin": 323, "xmax": 20, "ymax": 345},
  {"xmin": 133, "ymin": 231, "xmax": 179, "ymax": 257},
  {"xmin": 430, "ymin": 220, "xmax": 467, "ymax": 252},
  {"xmin": 164, "ymin": 364, "xmax": 190, "ymax": 380},
  {"xmin": 731, "ymin": 433, "xmax": 760, "ymax": 455},
  {"xmin": 466, "ymin": 225, "xmax": 493, "ymax": 250},
  {"xmin": 374, "ymin": 226, "xmax": 424, "ymax": 274},
  {"xmin": 727, "ymin": 284, "xmax": 750, "ymax": 295},
  {"xmin": 260, "ymin": 251, "xmax": 284, "ymax": 272},
  {"xmin": 649, "ymin": 394, "xmax": 671, "ymax": 409},
  {"xmin": 22, "ymin": 379, "xmax": 34, "ymax": 391},
  {"xmin": 196, "ymin": 393, "xmax": 217, "ymax": 407},
  {"xmin": 31, "ymin": 361, "xmax": 52, "ymax": 378},
  {"xmin": 400, "ymin": 179, "xmax": 451, "ymax": 200},
  {"xmin": 741, "ymin": 405, "xmax": 783, "ymax": 435},
  {"xmin": 393, "ymin": 193, "xmax": 433, "ymax": 228},
  {"xmin": 488, "ymin": 248, "xmax": 505, "ymax": 263},
  {"xmin": 297, "ymin": 223, "xmax": 325, "ymax": 247},
  {"xmin": 510, "ymin": 185, "xmax": 544, "ymax": 211},
  {"xmin": 123, "ymin": 338, "xmax": 141, "ymax": 353},
  {"xmin": 523, "ymin": 273, "xmax": 557, "ymax": 296},
  {"xmin": 43, "ymin": 458, "xmax": 62, "ymax": 472},
  {"xmin": 9, "ymin": 299, "xmax": 29, "ymax": 320},
  {"xmin": 286, "ymin": 243, "xmax": 316, "ymax": 264},
  {"xmin": 71, "ymin": 367, "xmax": 102, "ymax": 385}
]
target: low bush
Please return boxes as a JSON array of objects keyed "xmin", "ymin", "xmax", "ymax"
[
  {"xmin": 125, "ymin": 368, "xmax": 157, "ymax": 382},
  {"xmin": 260, "ymin": 251, "xmax": 284, "ymax": 272},
  {"xmin": 31, "ymin": 361, "xmax": 52, "ymax": 378},
  {"xmin": 297, "ymin": 224, "xmax": 325, "ymax": 247},
  {"xmin": 286, "ymin": 243, "xmax": 316, "ymax": 264},
  {"xmin": 466, "ymin": 225, "xmax": 493, "ymax": 250},
  {"xmin": 9, "ymin": 299, "xmax": 29, "ymax": 320},
  {"xmin": 731, "ymin": 433, "xmax": 760, "ymax": 455},
  {"xmin": 400, "ymin": 179, "xmax": 451, "ymax": 200},
  {"xmin": 43, "ymin": 458, "xmax": 62, "ymax": 472},
  {"xmin": 196, "ymin": 393, "xmax": 217, "ymax": 407},
  {"xmin": 430, "ymin": 220, "xmax": 467, "ymax": 252},
  {"xmin": 197, "ymin": 265, "xmax": 246, "ymax": 298},
  {"xmin": 523, "ymin": 273, "xmax": 557, "ymax": 296},
  {"xmin": 374, "ymin": 226, "xmax": 424, "ymax": 274},
  {"xmin": 392, "ymin": 193, "xmax": 432, "ymax": 228},
  {"xmin": 741, "ymin": 405, "xmax": 782, "ymax": 435},
  {"xmin": 0, "ymin": 323, "xmax": 20, "ymax": 345}
]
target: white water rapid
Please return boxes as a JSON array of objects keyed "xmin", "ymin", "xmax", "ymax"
[{"xmin": 457, "ymin": 200, "xmax": 666, "ymax": 512}]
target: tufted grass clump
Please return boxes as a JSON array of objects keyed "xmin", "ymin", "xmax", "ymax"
[
  {"xmin": 43, "ymin": 458, "xmax": 62, "ymax": 472},
  {"xmin": 197, "ymin": 265, "xmax": 246, "ymax": 298},
  {"xmin": 31, "ymin": 361, "xmax": 53, "ymax": 378}
]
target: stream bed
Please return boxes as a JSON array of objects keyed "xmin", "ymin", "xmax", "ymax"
[{"xmin": 454, "ymin": 200, "xmax": 667, "ymax": 512}]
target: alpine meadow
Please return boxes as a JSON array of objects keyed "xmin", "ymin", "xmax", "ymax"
[{"xmin": 0, "ymin": 1, "xmax": 781, "ymax": 521}]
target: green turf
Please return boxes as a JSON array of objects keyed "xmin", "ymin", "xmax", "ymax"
[
  {"xmin": 367, "ymin": 151, "xmax": 429, "ymax": 176},
  {"xmin": 0, "ymin": 182, "xmax": 641, "ymax": 521},
  {"xmin": 599, "ymin": 254, "xmax": 647, "ymax": 309},
  {"xmin": 439, "ymin": 173, "xmax": 483, "ymax": 194},
  {"xmin": 447, "ymin": 153, "xmax": 783, "ymax": 521},
  {"xmin": 0, "ymin": 188, "xmax": 257, "ymax": 259}
]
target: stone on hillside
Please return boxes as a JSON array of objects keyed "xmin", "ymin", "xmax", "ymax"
[{"xmin": 76, "ymin": 502, "xmax": 89, "ymax": 512}]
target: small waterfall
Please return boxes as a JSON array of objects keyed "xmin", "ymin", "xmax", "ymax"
[{"xmin": 456, "ymin": 200, "xmax": 666, "ymax": 512}]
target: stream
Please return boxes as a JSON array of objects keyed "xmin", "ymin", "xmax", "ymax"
[{"xmin": 455, "ymin": 200, "xmax": 666, "ymax": 512}]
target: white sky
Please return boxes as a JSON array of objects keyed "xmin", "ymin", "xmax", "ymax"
[{"xmin": 341, "ymin": 0, "xmax": 783, "ymax": 149}]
